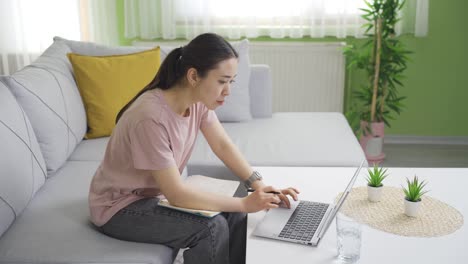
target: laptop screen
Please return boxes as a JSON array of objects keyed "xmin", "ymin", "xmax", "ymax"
[{"xmin": 317, "ymin": 160, "xmax": 365, "ymax": 238}]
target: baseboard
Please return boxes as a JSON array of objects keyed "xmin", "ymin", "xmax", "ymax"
[{"xmin": 385, "ymin": 135, "xmax": 468, "ymax": 145}]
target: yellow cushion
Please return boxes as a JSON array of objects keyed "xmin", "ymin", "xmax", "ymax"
[{"xmin": 68, "ymin": 47, "xmax": 160, "ymax": 139}]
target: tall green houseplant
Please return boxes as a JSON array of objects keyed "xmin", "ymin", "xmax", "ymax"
[{"xmin": 345, "ymin": 0, "xmax": 411, "ymax": 135}]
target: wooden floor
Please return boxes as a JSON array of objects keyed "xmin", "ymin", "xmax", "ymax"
[{"xmin": 380, "ymin": 143, "xmax": 468, "ymax": 168}]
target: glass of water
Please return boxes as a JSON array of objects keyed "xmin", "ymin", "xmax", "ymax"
[{"xmin": 336, "ymin": 213, "xmax": 362, "ymax": 263}]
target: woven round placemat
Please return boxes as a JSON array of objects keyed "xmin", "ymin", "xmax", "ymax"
[{"xmin": 335, "ymin": 186, "xmax": 464, "ymax": 237}]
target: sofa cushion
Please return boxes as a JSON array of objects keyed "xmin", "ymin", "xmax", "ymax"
[
  {"xmin": 68, "ymin": 47, "xmax": 161, "ymax": 138},
  {"xmin": 68, "ymin": 137, "xmax": 109, "ymax": 161},
  {"xmin": 54, "ymin": 36, "xmax": 153, "ymax": 56},
  {"xmin": 188, "ymin": 112, "xmax": 366, "ymax": 173},
  {"xmin": 0, "ymin": 81, "xmax": 47, "ymax": 238},
  {"xmin": 68, "ymin": 138, "xmax": 189, "ymax": 180},
  {"xmin": 159, "ymin": 39, "xmax": 252, "ymax": 122},
  {"xmin": 59, "ymin": 36, "xmax": 253, "ymax": 122},
  {"xmin": 68, "ymin": 113, "xmax": 366, "ymax": 178},
  {"xmin": 249, "ymin": 64, "xmax": 273, "ymax": 118},
  {"xmin": 214, "ymin": 39, "xmax": 252, "ymax": 122},
  {"xmin": 0, "ymin": 161, "xmax": 174, "ymax": 264},
  {"xmin": 2, "ymin": 40, "xmax": 87, "ymax": 175}
]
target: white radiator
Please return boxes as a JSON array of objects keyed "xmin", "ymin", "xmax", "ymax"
[
  {"xmin": 133, "ymin": 41, "xmax": 346, "ymax": 113},
  {"xmin": 249, "ymin": 42, "xmax": 346, "ymax": 113}
]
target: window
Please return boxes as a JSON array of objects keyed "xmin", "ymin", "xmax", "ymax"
[{"xmin": 124, "ymin": 0, "xmax": 428, "ymax": 40}]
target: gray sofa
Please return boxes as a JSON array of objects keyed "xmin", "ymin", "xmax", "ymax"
[{"xmin": 0, "ymin": 38, "xmax": 365, "ymax": 264}]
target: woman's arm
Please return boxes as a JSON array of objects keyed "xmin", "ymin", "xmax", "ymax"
[
  {"xmin": 201, "ymin": 121, "xmax": 265, "ymax": 189},
  {"xmin": 201, "ymin": 121, "xmax": 300, "ymax": 208},
  {"xmin": 151, "ymin": 166, "xmax": 280, "ymax": 213}
]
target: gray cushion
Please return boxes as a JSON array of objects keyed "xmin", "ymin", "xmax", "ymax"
[
  {"xmin": 0, "ymin": 81, "xmax": 46, "ymax": 238},
  {"xmin": 0, "ymin": 161, "xmax": 173, "ymax": 264},
  {"xmin": 189, "ymin": 112, "xmax": 366, "ymax": 169},
  {"xmin": 2, "ymin": 40, "xmax": 87, "ymax": 175}
]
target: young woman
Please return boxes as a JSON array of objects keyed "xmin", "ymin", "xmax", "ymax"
[{"xmin": 89, "ymin": 33, "xmax": 299, "ymax": 264}]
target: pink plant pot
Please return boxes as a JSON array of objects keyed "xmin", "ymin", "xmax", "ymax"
[{"xmin": 359, "ymin": 121, "xmax": 385, "ymax": 164}]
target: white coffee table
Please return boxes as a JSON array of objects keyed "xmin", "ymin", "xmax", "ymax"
[{"xmin": 247, "ymin": 167, "xmax": 467, "ymax": 264}]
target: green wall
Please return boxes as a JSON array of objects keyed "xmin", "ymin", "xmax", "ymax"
[
  {"xmin": 371, "ymin": 0, "xmax": 468, "ymax": 136},
  {"xmin": 115, "ymin": 0, "xmax": 468, "ymax": 137}
]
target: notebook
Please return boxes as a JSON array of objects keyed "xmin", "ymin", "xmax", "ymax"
[
  {"xmin": 158, "ymin": 175, "xmax": 240, "ymax": 217},
  {"xmin": 252, "ymin": 160, "xmax": 365, "ymax": 246}
]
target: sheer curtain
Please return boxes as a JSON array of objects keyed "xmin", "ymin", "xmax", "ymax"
[
  {"xmin": 0, "ymin": 0, "xmax": 80, "ymax": 75},
  {"xmin": 80, "ymin": 0, "xmax": 119, "ymax": 45},
  {"xmin": 0, "ymin": 0, "xmax": 119, "ymax": 75},
  {"xmin": 124, "ymin": 0, "xmax": 429, "ymax": 41}
]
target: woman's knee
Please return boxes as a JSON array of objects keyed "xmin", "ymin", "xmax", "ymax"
[
  {"xmin": 223, "ymin": 212, "xmax": 247, "ymax": 226},
  {"xmin": 230, "ymin": 212, "xmax": 247, "ymax": 221},
  {"xmin": 208, "ymin": 214, "xmax": 230, "ymax": 233}
]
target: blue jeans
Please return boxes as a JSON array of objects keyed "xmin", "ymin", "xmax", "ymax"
[{"xmin": 98, "ymin": 198, "xmax": 247, "ymax": 264}]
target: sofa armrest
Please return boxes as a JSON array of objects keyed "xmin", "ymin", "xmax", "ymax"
[{"xmin": 249, "ymin": 64, "xmax": 272, "ymax": 118}]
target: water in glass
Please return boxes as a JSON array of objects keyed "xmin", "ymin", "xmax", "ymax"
[{"xmin": 336, "ymin": 213, "xmax": 361, "ymax": 263}]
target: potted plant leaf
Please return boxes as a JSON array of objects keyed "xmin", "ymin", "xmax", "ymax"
[
  {"xmin": 366, "ymin": 164, "xmax": 388, "ymax": 202},
  {"xmin": 344, "ymin": 0, "xmax": 412, "ymax": 163},
  {"xmin": 402, "ymin": 175, "xmax": 429, "ymax": 217}
]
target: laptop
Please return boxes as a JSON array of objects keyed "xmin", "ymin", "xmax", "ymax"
[{"xmin": 252, "ymin": 160, "xmax": 365, "ymax": 246}]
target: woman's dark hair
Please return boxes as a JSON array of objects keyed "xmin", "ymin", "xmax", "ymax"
[{"xmin": 115, "ymin": 33, "xmax": 239, "ymax": 123}]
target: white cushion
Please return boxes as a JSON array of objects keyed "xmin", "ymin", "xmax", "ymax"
[
  {"xmin": 189, "ymin": 112, "xmax": 366, "ymax": 168},
  {"xmin": 68, "ymin": 137, "xmax": 189, "ymax": 179},
  {"xmin": 54, "ymin": 36, "xmax": 153, "ymax": 56},
  {"xmin": 0, "ymin": 81, "xmax": 47, "ymax": 237},
  {"xmin": 3, "ymin": 40, "xmax": 87, "ymax": 175},
  {"xmin": 161, "ymin": 39, "xmax": 252, "ymax": 122},
  {"xmin": 0, "ymin": 161, "xmax": 173, "ymax": 264},
  {"xmin": 249, "ymin": 64, "xmax": 273, "ymax": 118},
  {"xmin": 214, "ymin": 39, "xmax": 252, "ymax": 122},
  {"xmin": 68, "ymin": 113, "xmax": 366, "ymax": 172},
  {"xmin": 68, "ymin": 137, "xmax": 109, "ymax": 161}
]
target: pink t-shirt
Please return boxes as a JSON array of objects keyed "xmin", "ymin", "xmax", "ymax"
[{"xmin": 89, "ymin": 89, "xmax": 218, "ymax": 226}]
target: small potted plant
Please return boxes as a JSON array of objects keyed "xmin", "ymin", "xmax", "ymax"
[
  {"xmin": 366, "ymin": 164, "xmax": 388, "ymax": 202},
  {"xmin": 402, "ymin": 176, "xmax": 429, "ymax": 217}
]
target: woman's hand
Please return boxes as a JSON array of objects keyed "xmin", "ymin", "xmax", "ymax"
[
  {"xmin": 241, "ymin": 186, "xmax": 282, "ymax": 213},
  {"xmin": 276, "ymin": 187, "xmax": 300, "ymax": 209}
]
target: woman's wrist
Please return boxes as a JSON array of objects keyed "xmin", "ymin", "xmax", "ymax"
[
  {"xmin": 239, "ymin": 196, "xmax": 249, "ymax": 213},
  {"xmin": 251, "ymin": 179, "xmax": 266, "ymax": 190}
]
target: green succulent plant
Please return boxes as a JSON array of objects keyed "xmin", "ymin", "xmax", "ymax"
[
  {"xmin": 403, "ymin": 175, "xmax": 429, "ymax": 202},
  {"xmin": 366, "ymin": 164, "xmax": 388, "ymax": 187}
]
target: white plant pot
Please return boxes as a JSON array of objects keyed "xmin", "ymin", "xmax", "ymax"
[
  {"xmin": 404, "ymin": 198, "xmax": 421, "ymax": 217},
  {"xmin": 367, "ymin": 185, "xmax": 383, "ymax": 202},
  {"xmin": 366, "ymin": 136, "xmax": 384, "ymax": 157}
]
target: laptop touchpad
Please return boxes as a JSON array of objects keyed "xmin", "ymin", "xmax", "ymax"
[{"xmin": 253, "ymin": 200, "xmax": 300, "ymax": 237}]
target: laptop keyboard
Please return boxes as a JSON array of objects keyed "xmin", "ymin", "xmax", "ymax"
[{"xmin": 278, "ymin": 201, "xmax": 329, "ymax": 242}]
